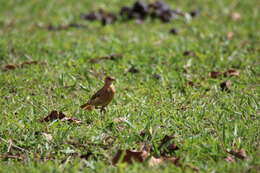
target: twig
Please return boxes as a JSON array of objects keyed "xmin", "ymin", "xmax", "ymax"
[{"xmin": 0, "ymin": 137, "xmax": 28, "ymax": 152}]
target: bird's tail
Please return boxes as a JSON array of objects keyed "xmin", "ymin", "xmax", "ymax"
[{"xmin": 80, "ymin": 103, "xmax": 94, "ymax": 111}]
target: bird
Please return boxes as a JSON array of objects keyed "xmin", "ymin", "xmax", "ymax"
[{"xmin": 80, "ymin": 76, "xmax": 116, "ymax": 112}]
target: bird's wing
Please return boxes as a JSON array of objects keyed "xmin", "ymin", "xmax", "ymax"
[{"xmin": 88, "ymin": 88, "xmax": 104, "ymax": 105}]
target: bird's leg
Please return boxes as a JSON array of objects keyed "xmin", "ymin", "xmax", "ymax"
[{"xmin": 100, "ymin": 106, "xmax": 106, "ymax": 113}]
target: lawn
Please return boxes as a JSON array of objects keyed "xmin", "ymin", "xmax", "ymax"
[{"xmin": 0, "ymin": 0, "xmax": 259, "ymax": 172}]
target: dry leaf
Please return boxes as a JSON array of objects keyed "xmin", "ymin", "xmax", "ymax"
[
  {"xmin": 42, "ymin": 133, "xmax": 53, "ymax": 142},
  {"xmin": 227, "ymin": 32, "xmax": 234, "ymax": 40},
  {"xmin": 224, "ymin": 69, "xmax": 240, "ymax": 77},
  {"xmin": 220, "ymin": 80, "xmax": 232, "ymax": 91},
  {"xmin": 41, "ymin": 110, "xmax": 81, "ymax": 124},
  {"xmin": 3, "ymin": 64, "xmax": 17, "ymax": 71},
  {"xmin": 231, "ymin": 12, "xmax": 241, "ymax": 21},
  {"xmin": 41, "ymin": 110, "xmax": 66, "ymax": 122},
  {"xmin": 228, "ymin": 149, "xmax": 247, "ymax": 160},
  {"xmin": 112, "ymin": 149, "xmax": 149, "ymax": 165},
  {"xmin": 209, "ymin": 71, "xmax": 222, "ymax": 78}
]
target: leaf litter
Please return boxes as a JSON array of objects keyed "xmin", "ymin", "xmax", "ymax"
[
  {"xmin": 3, "ymin": 61, "xmax": 42, "ymax": 71},
  {"xmin": 40, "ymin": 110, "xmax": 82, "ymax": 124},
  {"xmin": 112, "ymin": 134, "xmax": 182, "ymax": 167}
]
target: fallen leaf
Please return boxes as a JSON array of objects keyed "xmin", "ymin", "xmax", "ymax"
[
  {"xmin": 41, "ymin": 110, "xmax": 81, "ymax": 124},
  {"xmin": 227, "ymin": 149, "xmax": 247, "ymax": 160},
  {"xmin": 224, "ymin": 155, "xmax": 235, "ymax": 163},
  {"xmin": 224, "ymin": 69, "xmax": 240, "ymax": 77},
  {"xmin": 42, "ymin": 133, "xmax": 53, "ymax": 142},
  {"xmin": 227, "ymin": 32, "xmax": 234, "ymax": 40},
  {"xmin": 41, "ymin": 110, "xmax": 66, "ymax": 122},
  {"xmin": 112, "ymin": 149, "xmax": 149, "ymax": 165},
  {"xmin": 3, "ymin": 64, "xmax": 17, "ymax": 71},
  {"xmin": 209, "ymin": 71, "xmax": 222, "ymax": 78},
  {"xmin": 231, "ymin": 12, "xmax": 241, "ymax": 21},
  {"xmin": 220, "ymin": 80, "xmax": 232, "ymax": 91}
]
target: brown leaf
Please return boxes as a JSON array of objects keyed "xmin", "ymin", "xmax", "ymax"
[
  {"xmin": 224, "ymin": 69, "xmax": 240, "ymax": 77},
  {"xmin": 89, "ymin": 54, "xmax": 123, "ymax": 64},
  {"xmin": 228, "ymin": 149, "xmax": 247, "ymax": 160},
  {"xmin": 231, "ymin": 12, "xmax": 241, "ymax": 21},
  {"xmin": 41, "ymin": 110, "xmax": 66, "ymax": 122},
  {"xmin": 40, "ymin": 110, "xmax": 81, "ymax": 124},
  {"xmin": 3, "ymin": 64, "xmax": 17, "ymax": 71},
  {"xmin": 112, "ymin": 149, "xmax": 149, "ymax": 165},
  {"xmin": 209, "ymin": 71, "xmax": 223, "ymax": 78},
  {"xmin": 220, "ymin": 80, "xmax": 232, "ymax": 91},
  {"xmin": 224, "ymin": 156, "xmax": 235, "ymax": 163},
  {"xmin": 227, "ymin": 32, "xmax": 234, "ymax": 40}
]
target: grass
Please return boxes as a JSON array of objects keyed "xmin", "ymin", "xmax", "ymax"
[{"xmin": 0, "ymin": 0, "xmax": 259, "ymax": 172}]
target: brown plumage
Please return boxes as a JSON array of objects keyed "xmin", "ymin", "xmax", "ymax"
[{"xmin": 80, "ymin": 76, "xmax": 116, "ymax": 112}]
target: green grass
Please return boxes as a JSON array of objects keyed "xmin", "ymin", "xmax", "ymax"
[{"xmin": 0, "ymin": 0, "xmax": 259, "ymax": 172}]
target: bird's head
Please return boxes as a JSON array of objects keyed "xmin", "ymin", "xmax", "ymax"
[{"xmin": 104, "ymin": 76, "xmax": 116, "ymax": 85}]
